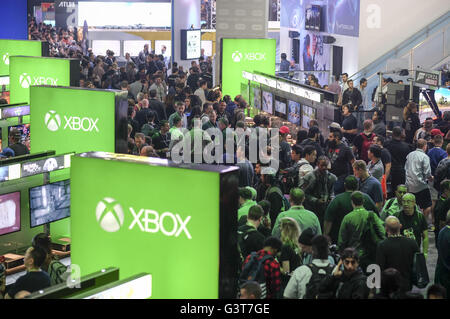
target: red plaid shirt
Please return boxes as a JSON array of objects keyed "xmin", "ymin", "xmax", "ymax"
[{"xmin": 242, "ymin": 249, "xmax": 281, "ymax": 299}]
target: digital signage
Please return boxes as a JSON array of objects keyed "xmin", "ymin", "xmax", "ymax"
[
  {"xmin": 30, "ymin": 86, "xmax": 126, "ymax": 155},
  {"xmin": 70, "ymin": 152, "xmax": 239, "ymax": 299},
  {"xmin": 262, "ymin": 90, "xmax": 274, "ymax": 114},
  {"xmin": 221, "ymin": 38, "xmax": 276, "ymax": 99},
  {"xmin": 288, "ymin": 100, "xmax": 301, "ymax": 125},
  {"xmin": 181, "ymin": 29, "xmax": 201, "ymax": 60},
  {"xmin": 274, "ymin": 97, "xmax": 287, "ymax": 119},
  {"xmin": 302, "ymin": 104, "xmax": 317, "ymax": 129},
  {"xmin": 9, "ymin": 56, "xmax": 79, "ymax": 104},
  {"xmin": 0, "ymin": 191, "xmax": 21, "ymax": 236},
  {"xmin": 0, "ymin": 40, "xmax": 45, "ymax": 77}
]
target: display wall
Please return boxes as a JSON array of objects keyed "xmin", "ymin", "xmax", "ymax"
[
  {"xmin": 70, "ymin": 152, "xmax": 239, "ymax": 298},
  {"xmin": 9, "ymin": 56, "xmax": 79, "ymax": 104},
  {"xmin": 0, "ymin": 40, "xmax": 45, "ymax": 77}
]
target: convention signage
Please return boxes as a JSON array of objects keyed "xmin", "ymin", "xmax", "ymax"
[
  {"xmin": 221, "ymin": 38, "xmax": 276, "ymax": 99},
  {"xmin": 9, "ymin": 56, "xmax": 78, "ymax": 104},
  {"xmin": 70, "ymin": 152, "xmax": 239, "ymax": 299},
  {"xmin": 30, "ymin": 86, "xmax": 124, "ymax": 155},
  {"xmin": 0, "ymin": 40, "xmax": 44, "ymax": 76}
]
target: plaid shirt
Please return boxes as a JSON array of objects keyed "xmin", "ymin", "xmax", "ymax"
[{"xmin": 242, "ymin": 249, "xmax": 281, "ymax": 299}]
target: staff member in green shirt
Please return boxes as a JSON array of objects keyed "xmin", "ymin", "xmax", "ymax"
[
  {"xmin": 238, "ymin": 187, "xmax": 257, "ymax": 221},
  {"xmin": 380, "ymin": 184, "xmax": 407, "ymax": 221},
  {"xmin": 393, "ymin": 193, "xmax": 429, "ymax": 259},
  {"xmin": 324, "ymin": 176, "xmax": 378, "ymax": 244},
  {"xmin": 272, "ymin": 188, "xmax": 321, "ymax": 239},
  {"xmin": 338, "ymin": 191, "xmax": 385, "ymax": 271}
]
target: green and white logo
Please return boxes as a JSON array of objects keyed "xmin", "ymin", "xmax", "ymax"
[
  {"xmin": 96, "ymin": 198, "xmax": 124, "ymax": 233},
  {"xmin": 232, "ymin": 51, "xmax": 242, "ymax": 63},
  {"xmin": 44, "ymin": 110, "xmax": 62, "ymax": 132},
  {"xmin": 19, "ymin": 73, "xmax": 31, "ymax": 88},
  {"xmin": 2, "ymin": 53, "xmax": 9, "ymax": 65}
]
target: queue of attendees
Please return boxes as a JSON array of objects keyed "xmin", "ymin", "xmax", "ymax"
[{"xmin": 1, "ymin": 24, "xmax": 450, "ymax": 300}]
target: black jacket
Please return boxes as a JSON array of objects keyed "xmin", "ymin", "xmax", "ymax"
[
  {"xmin": 319, "ymin": 268, "xmax": 369, "ymax": 299},
  {"xmin": 149, "ymin": 98, "xmax": 167, "ymax": 124}
]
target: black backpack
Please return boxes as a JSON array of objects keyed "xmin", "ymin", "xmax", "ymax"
[
  {"xmin": 239, "ymin": 252, "xmax": 274, "ymax": 299},
  {"xmin": 237, "ymin": 227, "xmax": 258, "ymax": 265},
  {"xmin": 304, "ymin": 263, "xmax": 335, "ymax": 299}
]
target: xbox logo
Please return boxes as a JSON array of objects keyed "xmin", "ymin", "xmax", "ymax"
[
  {"xmin": 44, "ymin": 110, "xmax": 61, "ymax": 132},
  {"xmin": 232, "ymin": 51, "xmax": 243, "ymax": 63},
  {"xmin": 96, "ymin": 198, "xmax": 124, "ymax": 233},
  {"xmin": 2, "ymin": 53, "xmax": 9, "ymax": 65},
  {"xmin": 19, "ymin": 73, "xmax": 31, "ymax": 89}
]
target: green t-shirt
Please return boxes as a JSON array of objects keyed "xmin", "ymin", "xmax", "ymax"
[
  {"xmin": 394, "ymin": 210, "xmax": 428, "ymax": 248},
  {"xmin": 325, "ymin": 191, "xmax": 378, "ymax": 244},
  {"xmin": 338, "ymin": 207, "xmax": 385, "ymax": 256},
  {"xmin": 238, "ymin": 200, "xmax": 257, "ymax": 220},
  {"xmin": 272, "ymin": 206, "xmax": 322, "ymax": 238}
]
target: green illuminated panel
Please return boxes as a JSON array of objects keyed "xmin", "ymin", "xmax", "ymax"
[
  {"xmin": 0, "ymin": 39, "xmax": 42, "ymax": 76},
  {"xmin": 221, "ymin": 38, "xmax": 276, "ymax": 99},
  {"xmin": 10, "ymin": 56, "xmax": 71, "ymax": 104},
  {"xmin": 71, "ymin": 155, "xmax": 220, "ymax": 298},
  {"xmin": 30, "ymin": 86, "xmax": 116, "ymax": 155}
]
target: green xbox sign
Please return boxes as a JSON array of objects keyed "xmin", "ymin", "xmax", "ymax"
[
  {"xmin": 71, "ymin": 152, "xmax": 239, "ymax": 299},
  {"xmin": 221, "ymin": 38, "xmax": 276, "ymax": 99},
  {"xmin": 9, "ymin": 56, "xmax": 78, "ymax": 104},
  {"xmin": 30, "ymin": 86, "xmax": 123, "ymax": 155},
  {"xmin": 0, "ymin": 39, "xmax": 45, "ymax": 77}
]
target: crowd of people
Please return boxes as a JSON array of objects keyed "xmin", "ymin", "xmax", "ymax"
[{"xmin": 1, "ymin": 23, "xmax": 450, "ymax": 300}]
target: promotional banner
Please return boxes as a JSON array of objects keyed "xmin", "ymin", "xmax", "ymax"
[
  {"xmin": 0, "ymin": 40, "xmax": 43, "ymax": 77},
  {"xmin": 55, "ymin": 0, "xmax": 78, "ymax": 29},
  {"xmin": 300, "ymin": 32, "xmax": 331, "ymax": 85},
  {"xmin": 9, "ymin": 56, "xmax": 77, "ymax": 104},
  {"xmin": 70, "ymin": 152, "xmax": 239, "ymax": 298},
  {"xmin": 221, "ymin": 38, "xmax": 276, "ymax": 100},
  {"xmin": 30, "ymin": 86, "xmax": 118, "ymax": 155}
]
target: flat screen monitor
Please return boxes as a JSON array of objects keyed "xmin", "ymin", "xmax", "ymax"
[
  {"xmin": 262, "ymin": 91, "xmax": 274, "ymax": 114},
  {"xmin": 274, "ymin": 97, "xmax": 287, "ymax": 119},
  {"xmin": 29, "ymin": 179, "xmax": 70, "ymax": 228},
  {"xmin": 288, "ymin": 100, "xmax": 301, "ymax": 125},
  {"xmin": 123, "ymin": 41, "xmax": 152, "ymax": 57},
  {"xmin": 240, "ymin": 82, "xmax": 249, "ymax": 104},
  {"xmin": 302, "ymin": 105, "xmax": 317, "ymax": 129},
  {"xmin": 0, "ymin": 191, "xmax": 21, "ymax": 236},
  {"xmin": 252, "ymin": 86, "xmax": 261, "ymax": 110},
  {"xmin": 9, "ymin": 124, "xmax": 30, "ymax": 149},
  {"xmin": 305, "ymin": 5, "xmax": 321, "ymax": 31}
]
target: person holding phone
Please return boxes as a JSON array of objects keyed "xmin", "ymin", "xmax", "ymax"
[{"xmin": 319, "ymin": 248, "xmax": 369, "ymax": 299}]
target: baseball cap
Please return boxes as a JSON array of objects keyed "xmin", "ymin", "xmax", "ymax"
[
  {"xmin": 431, "ymin": 128, "xmax": 444, "ymax": 136},
  {"xmin": 280, "ymin": 126, "xmax": 290, "ymax": 134}
]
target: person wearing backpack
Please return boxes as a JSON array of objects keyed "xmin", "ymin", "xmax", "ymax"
[
  {"xmin": 238, "ymin": 205, "xmax": 266, "ymax": 262},
  {"xmin": 352, "ymin": 119, "xmax": 376, "ymax": 163},
  {"xmin": 263, "ymin": 173, "xmax": 289, "ymax": 228},
  {"xmin": 32, "ymin": 233, "xmax": 69, "ymax": 286},
  {"xmin": 284, "ymin": 235, "xmax": 334, "ymax": 299},
  {"xmin": 240, "ymin": 237, "xmax": 283, "ymax": 299},
  {"xmin": 338, "ymin": 191, "xmax": 386, "ymax": 272},
  {"xmin": 301, "ymin": 156, "xmax": 337, "ymax": 228},
  {"xmin": 319, "ymin": 248, "xmax": 369, "ymax": 299}
]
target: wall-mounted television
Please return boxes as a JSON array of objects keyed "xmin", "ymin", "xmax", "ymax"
[
  {"xmin": 288, "ymin": 100, "xmax": 301, "ymax": 125},
  {"xmin": 302, "ymin": 105, "xmax": 317, "ymax": 129},
  {"xmin": 253, "ymin": 86, "xmax": 261, "ymax": 110},
  {"xmin": 305, "ymin": 5, "xmax": 321, "ymax": 31},
  {"xmin": 262, "ymin": 91, "xmax": 274, "ymax": 115},
  {"xmin": 0, "ymin": 191, "xmax": 21, "ymax": 236},
  {"xmin": 9, "ymin": 124, "xmax": 30, "ymax": 146},
  {"xmin": 274, "ymin": 97, "xmax": 287, "ymax": 119},
  {"xmin": 29, "ymin": 179, "xmax": 70, "ymax": 228}
]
